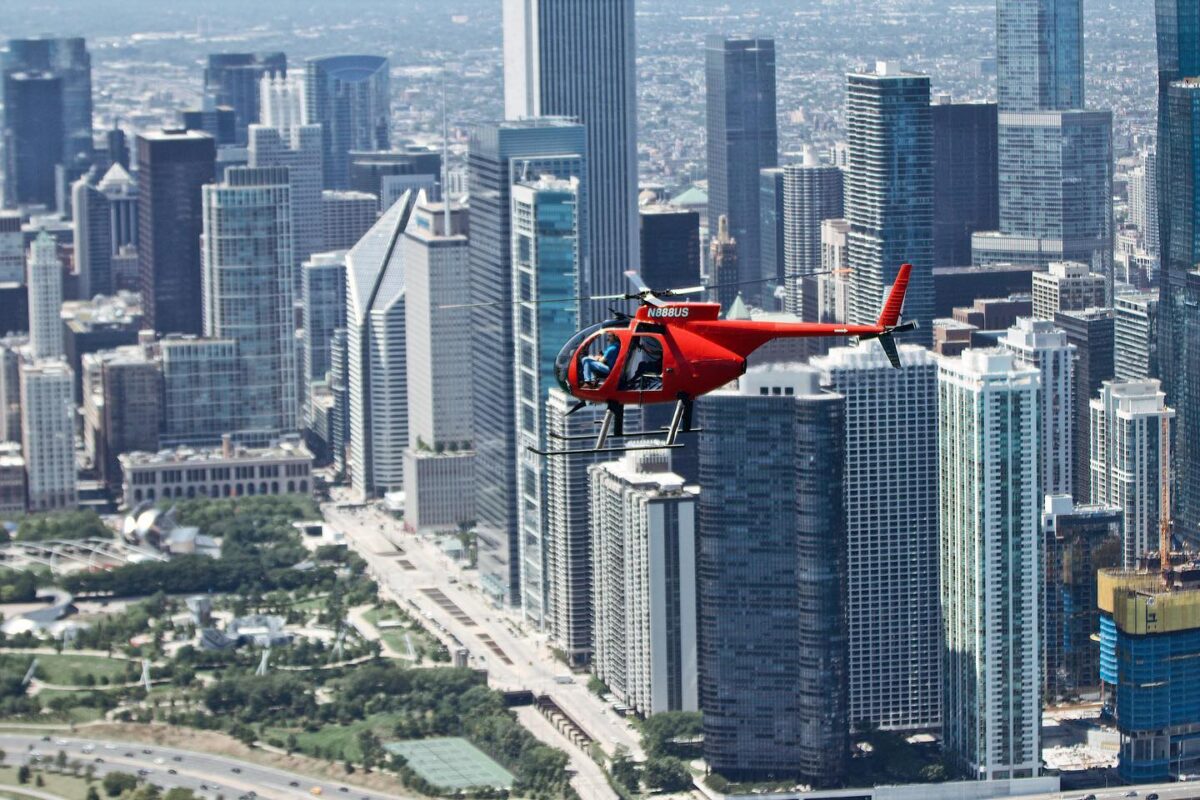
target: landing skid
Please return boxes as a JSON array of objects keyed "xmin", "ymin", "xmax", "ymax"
[{"xmin": 528, "ymin": 397, "xmax": 696, "ymax": 457}]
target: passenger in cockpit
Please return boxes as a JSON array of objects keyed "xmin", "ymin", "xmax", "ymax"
[{"xmin": 580, "ymin": 333, "xmax": 620, "ymax": 388}]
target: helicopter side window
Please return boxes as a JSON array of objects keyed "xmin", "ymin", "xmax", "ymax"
[
  {"xmin": 619, "ymin": 335, "xmax": 664, "ymax": 392},
  {"xmin": 580, "ymin": 333, "xmax": 622, "ymax": 387}
]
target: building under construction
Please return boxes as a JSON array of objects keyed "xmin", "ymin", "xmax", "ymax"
[{"xmin": 1098, "ymin": 563, "xmax": 1200, "ymax": 781}]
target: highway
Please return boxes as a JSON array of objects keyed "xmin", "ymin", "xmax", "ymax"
[
  {"xmin": 0, "ymin": 733, "xmax": 414, "ymax": 800},
  {"xmin": 1026, "ymin": 784, "xmax": 1200, "ymax": 800}
]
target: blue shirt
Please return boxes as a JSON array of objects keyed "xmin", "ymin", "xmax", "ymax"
[{"xmin": 602, "ymin": 342, "xmax": 619, "ymax": 368}]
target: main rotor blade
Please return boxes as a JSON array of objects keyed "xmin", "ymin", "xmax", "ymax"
[
  {"xmin": 624, "ymin": 270, "xmax": 652, "ymax": 294},
  {"xmin": 438, "ymin": 292, "xmax": 629, "ymax": 310}
]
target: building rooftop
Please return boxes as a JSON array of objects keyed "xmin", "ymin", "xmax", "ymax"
[
  {"xmin": 120, "ymin": 438, "xmax": 313, "ymax": 467},
  {"xmin": 62, "ymin": 291, "xmax": 143, "ymax": 330}
]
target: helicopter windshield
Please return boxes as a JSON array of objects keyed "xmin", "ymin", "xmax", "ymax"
[{"xmin": 554, "ymin": 319, "xmax": 626, "ymax": 392}]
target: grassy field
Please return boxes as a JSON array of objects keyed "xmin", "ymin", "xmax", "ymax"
[
  {"xmin": 0, "ymin": 765, "xmax": 92, "ymax": 800},
  {"xmin": 363, "ymin": 605, "xmax": 441, "ymax": 661},
  {"xmin": 27, "ymin": 655, "xmax": 135, "ymax": 686},
  {"xmin": 266, "ymin": 713, "xmax": 407, "ymax": 762}
]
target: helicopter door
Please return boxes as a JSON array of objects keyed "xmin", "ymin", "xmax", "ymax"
[{"xmin": 618, "ymin": 335, "xmax": 666, "ymax": 393}]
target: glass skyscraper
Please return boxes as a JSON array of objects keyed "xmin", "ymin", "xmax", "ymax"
[
  {"xmin": 972, "ymin": 0, "xmax": 1112, "ymax": 279},
  {"xmin": 705, "ymin": 36, "xmax": 778, "ymax": 305},
  {"xmin": 304, "ymin": 55, "xmax": 390, "ymax": 190},
  {"xmin": 846, "ymin": 63, "xmax": 934, "ymax": 347},
  {"xmin": 203, "ymin": 52, "xmax": 286, "ymax": 144}
]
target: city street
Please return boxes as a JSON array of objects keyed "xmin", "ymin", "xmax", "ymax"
[
  {"xmin": 322, "ymin": 502, "xmax": 640, "ymax": 782},
  {"xmin": 0, "ymin": 733, "xmax": 414, "ymax": 800}
]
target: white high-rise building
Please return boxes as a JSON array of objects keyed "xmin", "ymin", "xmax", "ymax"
[
  {"xmin": 1128, "ymin": 148, "xmax": 1158, "ymax": 256},
  {"xmin": 201, "ymin": 166, "xmax": 296, "ymax": 442},
  {"xmin": 1003, "ymin": 317, "xmax": 1076, "ymax": 497},
  {"xmin": 513, "ymin": 176, "xmax": 582, "ymax": 626},
  {"xmin": 812, "ymin": 342, "xmax": 941, "ymax": 732},
  {"xmin": 1089, "ymin": 379, "xmax": 1174, "ymax": 567},
  {"xmin": 503, "ymin": 0, "xmax": 638, "ymax": 314},
  {"xmin": 248, "ymin": 123, "xmax": 323, "ymax": 283},
  {"xmin": 20, "ymin": 360, "xmax": 76, "ymax": 511},
  {"xmin": 817, "ymin": 218, "xmax": 851, "ymax": 323},
  {"xmin": 591, "ymin": 449, "xmax": 698, "ymax": 716},
  {"xmin": 782, "ymin": 151, "xmax": 844, "ymax": 318},
  {"xmin": 402, "ymin": 196, "xmax": 475, "ymax": 531},
  {"xmin": 1031, "ymin": 261, "xmax": 1106, "ymax": 320},
  {"xmin": 259, "ymin": 73, "xmax": 306, "ymax": 138},
  {"xmin": 939, "ymin": 349, "xmax": 1041, "ymax": 780},
  {"xmin": 346, "ymin": 192, "xmax": 414, "ymax": 498},
  {"xmin": 27, "ymin": 232, "xmax": 63, "ymax": 360}
]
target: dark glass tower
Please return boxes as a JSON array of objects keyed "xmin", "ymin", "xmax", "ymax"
[
  {"xmin": 304, "ymin": 55, "xmax": 390, "ymax": 190},
  {"xmin": 136, "ymin": 130, "xmax": 216, "ymax": 336},
  {"xmin": 639, "ymin": 206, "xmax": 701, "ymax": 291},
  {"xmin": 203, "ymin": 52, "xmax": 286, "ymax": 144},
  {"xmin": 2, "ymin": 71, "xmax": 63, "ymax": 208},
  {"xmin": 1055, "ymin": 308, "xmax": 1115, "ymax": 503},
  {"xmin": 697, "ymin": 367, "xmax": 847, "ymax": 785},
  {"xmin": 467, "ymin": 119, "xmax": 587, "ymax": 608},
  {"xmin": 931, "ymin": 99, "xmax": 998, "ymax": 267},
  {"xmin": 5, "ymin": 36, "xmax": 92, "ymax": 165},
  {"xmin": 705, "ymin": 36, "xmax": 778, "ymax": 305}
]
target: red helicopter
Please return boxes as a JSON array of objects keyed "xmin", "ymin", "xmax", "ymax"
[{"xmin": 538, "ymin": 263, "xmax": 916, "ymax": 456}]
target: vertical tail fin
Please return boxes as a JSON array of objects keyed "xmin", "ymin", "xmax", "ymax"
[{"xmin": 876, "ymin": 263, "xmax": 912, "ymax": 327}]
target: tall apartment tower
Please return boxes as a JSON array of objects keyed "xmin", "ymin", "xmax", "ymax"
[
  {"xmin": 939, "ymin": 349, "xmax": 1041, "ymax": 780},
  {"xmin": 1002, "ymin": 318, "xmax": 1076, "ymax": 497},
  {"xmin": 1090, "ymin": 380, "xmax": 1174, "ymax": 567},
  {"xmin": 345, "ymin": 193, "xmax": 416, "ymax": 499},
  {"xmin": 20, "ymin": 360, "xmax": 76, "ymax": 512},
  {"xmin": 503, "ymin": 0, "xmax": 639, "ymax": 310},
  {"xmin": 705, "ymin": 36, "xmax": 778, "ymax": 304},
  {"xmin": 697, "ymin": 366, "xmax": 848, "ymax": 785},
  {"xmin": 513, "ymin": 176, "xmax": 584, "ymax": 626},
  {"xmin": 467, "ymin": 119, "xmax": 586, "ymax": 608},
  {"xmin": 931, "ymin": 98, "xmax": 999, "ymax": 267},
  {"xmin": 2, "ymin": 71, "xmax": 64, "ymax": 209},
  {"xmin": 203, "ymin": 52, "xmax": 286, "ymax": 144},
  {"xmin": 782, "ymin": 151, "xmax": 844, "ymax": 319},
  {"xmin": 259, "ymin": 73, "xmax": 306, "ymax": 138},
  {"xmin": 1129, "ymin": 148, "xmax": 1159, "ymax": 257},
  {"xmin": 971, "ymin": 0, "xmax": 1112, "ymax": 279},
  {"xmin": 402, "ymin": 198, "xmax": 476, "ymax": 532},
  {"xmin": 1114, "ymin": 291, "xmax": 1159, "ymax": 381},
  {"xmin": 846, "ymin": 62, "xmax": 934, "ymax": 346},
  {"xmin": 201, "ymin": 166, "xmax": 297, "ymax": 442},
  {"xmin": 248, "ymin": 123, "xmax": 323, "ymax": 282},
  {"xmin": 1056, "ymin": 308, "xmax": 1115, "ymax": 502},
  {"xmin": 813, "ymin": 343, "xmax": 940, "ymax": 732},
  {"xmin": 304, "ymin": 56, "xmax": 390, "ymax": 189},
  {"xmin": 5, "ymin": 36, "xmax": 92, "ymax": 165},
  {"xmin": 591, "ymin": 450, "xmax": 699, "ymax": 716},
  {"xmin": 27, "ymin": 232, "xmax": 64, "ymax": 360},
  {"xmin": 301, "ymin": 252, "xmax": 347, "ymax": 421},
  {"xmin": 137, "ymin": 130, "xmax": 216, "ymax": 336},
  {"xmin": 818, "ymin": 219, "xmax": 851, "ymax": 323}
]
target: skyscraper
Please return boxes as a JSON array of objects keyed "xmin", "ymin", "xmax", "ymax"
[
  {"xmin": 19, "ymin": 360, "xmax": 76, "ymax": 512},
  {"xmin": 1129, "ymin": 148, "xmax": 1159, "ymax": 258},
  {"xmin": 349, "ymin": 148, "xmax": 442, "ymax": 211},
  {"xmin": 591, "ymin": 450, "xmax": 698, "ymax": 716},
  {"xmin": 2, "ymin": 71, "xmax": 64, "ymax": 208},
  {"xmin": 203, "ymin": 52, "xmax": 286, "ymax": 144},
  {"xmin": 468, "ymin": 118, "xmax": 586, "ymax": 607},
  {"xmin": 639, "ymin": 206, "xmax": 701, "ymax": 291},
  {"xmin": 136, "ymin": 130, "xmax": 216, "ymax": 336},
  {"xmin": 401, "ymin": 198, "xmax": 475, "ymax": 532},
  {"xmin": 782, "ymin": 152, "xmax": 844, "ymax": 319},
  {"xmin": 304, "ymin": 55, "xmax": 390, "ymax": 190},
  {"xmin": 503, "ymin": 0, "xmax": 638, "ymax": 312},
  {"xmin": 939, "ymin": 349, "xmax": 1041, "ymax": 779},
  {"xmin": 27, "ymin": 232, "xmax": 64, "ymax": 361},
  {"xmin": 345, "ymin": 193, "xmax": 416, "ymax": 499},
  {"xmin": 321, "ymin": 190, "xmax": 378, "ymax": 250},
  {"xmin": 1114, "ymin": 290, "xmax": 1159, "ymax": 381},
  {"xmin": 972, "ymin": 0, "xmax": 1112, "ymax": 278},
  {"xmin": 259, "ymin": 73, "xmax": 306, "ymax": 139},
  {"xmin": 4, "ymin": 36, "xmax": 92, "ymax": 169},
  {"xmin": 248, "ymin": 123, "xmax": 323, "ymax": 281},
  {"xmin": 846, "ymin": 63, "xmax": 934, "ymax": 346},
  {"xmin": 1056, "ymin": 308, "xmax": 1115, "ymax": 502},
  {"xmin": 697, "ymin": 366, "xmax": 848, "ymax": 784},
  {"xmin": 201, "ymin": 166, "xmax": 297, "ymax": 442},
  {"xmin": 0, "ymin": 212, "xmax": 22, "ymax": 284},
  {"xmin": 1090, "ymin": 380, "xmax": 1174, "ymax": 567},
  {"xmin": 813, "ymin": 343, "xmax": 940, "ymax": 732},
  {"xmin": 1032, "ymin": 260, "xmax": 1107, "ymax": 320},
  {"xmin": 301, "ymin": 251, "xmax": 347, "ymax": 421},
  {"xmin": 931, "ymin": 98, "xmax": 998, "ymax": 267},
  {"xmin": 159, "ymin": 336, "xmax": 242, "ymax": 447},
  {"xmin": 705, "ymin": 36, "xmax": 778, "ymax": 304},
  {"xmin": 1002, "ymin": 318, "xmax": 1076, "ymax": 498},
  {"xmin": 759, "ymin": 167, "xmax": 785, "ymax": 299},
  {"xmin": 72, "ymin": 162, "xmax": 137, "ymax": 299},
  {"xmin": 708, "ymin": 215, "xmax": 739, "ymax": 312},
  {"xmin": 513, "ymin": 175, "xmax": 583, "ymax": 626}
]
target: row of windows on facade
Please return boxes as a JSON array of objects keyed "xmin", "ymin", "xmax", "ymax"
[
  {"xmin": 130, "ymin": 462, "xmax": 309, "ymax": 484},
  {"xmin": 129, "ymin": 479, "xmax": 308, "ymax": 503}
]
